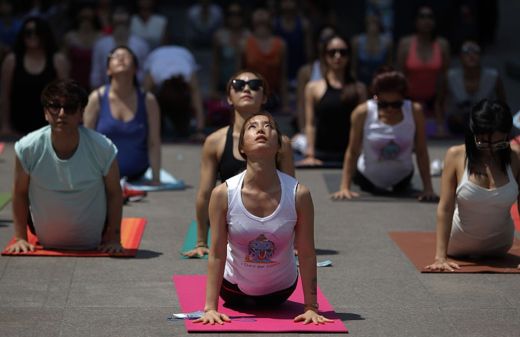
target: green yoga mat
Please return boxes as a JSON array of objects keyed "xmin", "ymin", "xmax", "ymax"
[
  {"xmin": 0, "ymin": 193, "xmax": 11, "ymax": 211},
  {"xmin": 180, "ymin": 220, "xmax": 210, "ymax": 259}
]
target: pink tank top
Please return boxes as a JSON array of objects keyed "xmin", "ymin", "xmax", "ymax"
[{"xmin": 405, "ymin": 36, "xmax": 443, "ymax": 102}]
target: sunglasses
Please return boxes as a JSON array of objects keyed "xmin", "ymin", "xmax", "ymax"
[
  {"xmin": 461, "ymin": 45, "xmax": 481, "ymax": 55},
  {"xmin": 24, "ymin": 28, "xmax": 37, "ymax": 37},
  {"xmin": 377, "ymin": 100, "xmax": 404, "ymax": 110},
  {"xmin": 45, "ymin": 103, "xmax": 79, "ymax": 115},
  {"xmin": 474, "ymin": 137, "xmax": 509, "ymax": 151},
  {"xmin": 326, "ymin": 48, "xmax": 348, "ymax": 58},
  {"xmin": 231, "ymin": 79, "xmax": 263, "ymax": 92}
]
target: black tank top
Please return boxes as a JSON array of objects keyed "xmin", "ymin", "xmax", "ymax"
[
  {"xmin": 10, "ymin": 53, "xmax": 57, "ymax": 134},
  {"xmin": 218, "ymin": 126, "xmax": 246, "ymax": 181},
  {"xmin": 314, "ymin": 79, "xmax": 359, "ymax": 156}
]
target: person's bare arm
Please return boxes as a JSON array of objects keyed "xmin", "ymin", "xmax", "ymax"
[
  {"xmin": 278, "ymin": 135, "xmax": 295, "ymax": 177},
  {"xmin": 0, "ymin": 53, "xmax": 15, "ymax": 134},
  {"xmin": 6, "ymin": 156, "xmax": 34, "ymax": 253},
  {"xmin": 295, "ymin": 65, "xmax": 311, "ymax": 132},
  {"xmin": 143, "ymin": 72, "xmax": 156, "ymax": 93},
  {"xmin": 194, "ymin": 183, "xmax": 231, "ymax": 325},
  {"xmin": 99, "ymin": 160, "xmax": 123, "ymax": 253},
  {"xmin": 412, "ymin": 102, "xmax": 438, "ymax": 201},
  {"xmin": 145, "ymin": 92, "xmax": 162, "ymax": 184},
  {"xmin": 83, "ymin": 87, "xmax": 103, "ymax": 128},
  {"xmin": 184, "ymin": 131, "xmax": 221, "ymax": 257},
  {"xmin": 293, "ymin": 184, "xmax": 333, "ymax": 324},
  {"xmin": 434, "ymin": 38, "xmax": 451, "ymax": 135},
  {"xmin": 425, "ymin": 146, "xmax": 462, "ymax": 271},
  {"xmin": 331, "ymin": 103, "xmax": 366, "ymax": 200},
  {"xmin": 301, "ymin": 81, "xmax": 322, "ymax": 165},
  {"xmin": 53, "ymin": 52, "xmax": 70, "ymax": 79}
]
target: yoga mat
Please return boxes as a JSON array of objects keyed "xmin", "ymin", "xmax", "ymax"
[
  {"xmin": 510, "ymin": 204, "xmax": 520, "ymax": 231},
  {"xmin": 389, "ymin": 231, "xmax": 520, "ymax": 273},
  {"xmin": 172, "ymin": 274, "xmax": 348, "ymax": 333},
  {"xmin": 0, "ymin": 142, "xmax": 4, "ymax": 154},
  {"xmin": 0, "ymin": 192, "xmax": 11, "ymax": 211},
  {"xmin": 125, "ymin": 168, "xmax": 185, "ymax": 191},
  {"xmin": 323, "ymin": 172, "xmax": 425, "ymax": 202},
  {"xmin": 1, "ymin": 217, "xmax": 147, "ymax": 257},
  {"xmin": 180, "ymin": 220, "xmax": 210, "ymax": 259}
]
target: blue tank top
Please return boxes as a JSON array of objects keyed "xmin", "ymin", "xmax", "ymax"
[
  {"xmin": 356, "ymin": 34, "xmax": 389, "ymax": 86},
  {"xmin": 96, "ymin": 85, "xmax": 149, "ymax": 179}
]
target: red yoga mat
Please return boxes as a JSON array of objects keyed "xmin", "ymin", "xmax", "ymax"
[
  {"xmin": 510, "ymin": 204, "xmax": 520, "ymax": 231},
  {"xmin": 1, "ymin": 217, "xmax": 147, "ymax": 257},
  {"xmin": 172, "ymin": 274, "xmax": 348, "ymax": 333},
  {"xmin": 389, "ymin": 231, "xmax": 520, "ymax": 273}
]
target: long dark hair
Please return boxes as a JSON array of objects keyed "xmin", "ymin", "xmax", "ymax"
[
  {"xmin": 321, "ymin": 34, "xmax": 358, "ymax": 103},
  {"xmin": 465, "ymin": 99, "xmax": 512, "ymax": 174},
  {"xmin": 13, "ymin": 16, "xmax": 58, "ymax": 58}
]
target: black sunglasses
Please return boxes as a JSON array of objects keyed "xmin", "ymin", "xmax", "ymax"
[
  {"xmin": 231, "ymin": 79, "xmax": 263, "ymax": 92},
  {"xmin": 377, "ymin": 100, "xmax": 404, "ymax": 110},
  {"xmin": 45, "ymin": 103, "xmax": 79, "ymax": 115},
  {"xmin": 474, "ymin": 136, "xmax": 509, "ymax": 151},
  {"xmin": 326, "ymin": 48, "xmax": 348, "ymax": 58}
]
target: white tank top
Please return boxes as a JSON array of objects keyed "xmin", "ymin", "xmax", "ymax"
[
  {"xmin": 223, "ymin": 170, "xmax": 298, "ymax": 296},
  {"xmin": 452, "ymin": 163, "xmax": 517, "ymax": 241},
  {"xmin": 357, "ymin": 99, "xmax": 415, "ymax": 189}
]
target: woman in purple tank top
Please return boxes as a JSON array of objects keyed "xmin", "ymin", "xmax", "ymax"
[{"xmin": 83, "ymin": 46, "xmax": 161, "ymax": 183}]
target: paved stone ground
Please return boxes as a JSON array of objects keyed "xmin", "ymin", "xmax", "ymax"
[{"xmin": 1, "ymin": 1, "xmax": 520, "ymax": 336}]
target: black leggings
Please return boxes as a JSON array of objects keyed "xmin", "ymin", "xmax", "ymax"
[
  {"xmin": 220, "ymin": 277, "xmax": 297, "ymax": 308},
  {"xmin": 354, "ymin": 169, "xmax": 414, "ymax": 194}
]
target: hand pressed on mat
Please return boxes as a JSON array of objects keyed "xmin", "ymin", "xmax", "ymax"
[
  {"xmin": 294, "ymin": 309, "xmax": 334, "ymax": 325},
  {"xmin": 194, "ymin": 309, "xmax": 231, "ymax": 325},
  {"xmin": 183, "ymin": 245, "xmax": 209, "ymax": 258},
  {"xmin": 5, "ymin": 238, "xmax": 35, "ymax": 253},
  {"xmin": 425, "ymin": 257, "xmax": 461, "ymax": 272}
]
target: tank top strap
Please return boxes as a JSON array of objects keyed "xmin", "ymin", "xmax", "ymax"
[
  {"xmin": 226, "ymin": 170, "xmax": 245, "ymax": 208},
  {"xmin": 135, "ymin": 87, "xmax": 147, "ymax": 121},
  {"xmin": 457, "ymin": 160, "xmax": 471, "ymax": 193}
]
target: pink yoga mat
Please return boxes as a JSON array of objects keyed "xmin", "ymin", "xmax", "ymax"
[{"xmin": 172, "ymin": 274, "xmax": 348, "ymax": 333}]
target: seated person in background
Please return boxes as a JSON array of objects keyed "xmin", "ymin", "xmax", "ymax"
[
  {"xmin": 443, "ymin": 40, "xmax": 506, "ymax": 135},
  {"xmin": 426, "ymin": 100, "xmax": 520, "ymax": 271},
  {"xmin": 183, "ymin": 70, "xmax": 294, "ymax": 258},
  {"xmin": 332, "ymin": 69, "xmax": 437, "ymax": 201},
  {"xmin": 6, "ymin": 79, "xmax": 123, "ymax": 253},
  {"xmin": 84, "ymin": 46, "xmax": 161, "ymax": 184},
  {"xmin": 143, "ymin": 45, "xmax": 205, "ymax": 140},
  {"xmin": 298, "ymin": 34, "xmax": 366, "ymax": 166},
  {"xmin": 194, "ymin": 112, "xmax": 332, "ymax": 325}
]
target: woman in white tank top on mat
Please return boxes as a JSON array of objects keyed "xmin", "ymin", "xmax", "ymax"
[
  {"xmin": 194, "ymin": 112, "xmax": 332, "ymax": 325},
  {"xmin": 332, "ymin": 68, "xmax": 438, "ymax": 201},
  {"xmin": 426, "ymin": 100, "xmax": 520, "ymax": 272}
]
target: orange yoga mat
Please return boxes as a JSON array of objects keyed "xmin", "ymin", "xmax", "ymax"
[
  {"xmin": 1, "ymin": 217, "xmax": 147, "ymax": 257},
  {"xmin": 510, "ymin": 204, "xmax": 520, "ymax": 231},
  {"xmin": 389, "ymin": 231, "xmax": 520, "ymax": 273}
]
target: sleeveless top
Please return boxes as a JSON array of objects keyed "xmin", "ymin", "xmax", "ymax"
[
  {"xmin": 96, "ymin": 85, "xmax": 149, "ymax": 179},
  {"xmin": 452, "ymin": 163, "xmax": 517, "ymax": 246},
  {"xmin": 405, "ymin": 36, "xmax": 443, "ymax": 102},
  {"xmin": 10, "ymin": 53, "xmax": 57, "ymax": 134},
  {"xmin": 314, "ymin": 79, "xmax": 359, "ymax": 155},
  {"xmin": 356, "ymin": 34, "xmax": 390, "ymax": 86},
  {"xmin": 218, "ymin": 126, "xmax": 246, "ymax": 182},
  {"xmin": 243, "ymin": 35, "xmax": 284, "ymax": 95},
  {"xmin": 446, "ymin": 67, "xmax": 498, "ymax": 117},
  {"xmin": 69, "ymin": 44, "xmax": 93, "ymax": 90},
  {"xmin": 223, "ymin": 170, "xmax": 298, "ymax": 296},
  {"xmin": 357, "ymin": 99, "xmax": 415, "ymax": 189},
  {"xmin": 274, "ymin": 16, "xmax": 306, "ymax": 81}
]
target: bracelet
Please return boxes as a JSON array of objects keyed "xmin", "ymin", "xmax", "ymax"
[
  {"xmin": 304, "ymin": 303, "xmax": 319, "ymax": 312},
  {"xmin": 195, "ymin": 242, "xmax": 208, "ymax": 248}
]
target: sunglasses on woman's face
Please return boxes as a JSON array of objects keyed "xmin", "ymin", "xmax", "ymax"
[
  {"xmin": 377, "ymin": 100, "xmax": 404, "ymax": 110},
  {"xmin": 474, "ymin": 137, "xmax": 510, "ymax": 151},
  {"xmin": 326, "ymin": 48, "xmax": 348, "ymax": 58},
  {"xmin": 231, "ymin": 79, "xmax": 263, "ymax": 92},
  {"xmin": 45, "ymin": 102, "xmax": 79, "ymax": 116}
]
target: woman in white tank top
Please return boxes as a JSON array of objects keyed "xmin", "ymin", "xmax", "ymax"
[
  {"xmin": 332, "ymin": 69, "xmax": 438, "ymax": 201},
  {"xmin": 426, "ymin": 100, "xmax": 520, "ymax": 272},
  {"xmin": 195, "ymin": 112, "xmax": 332, "ymax": 325}
]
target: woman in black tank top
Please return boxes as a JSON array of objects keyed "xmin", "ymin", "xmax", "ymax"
[
  {"xmin": 298, "ymin": 34, "xmax": 366, "ymax": 166},
  {"xmin": 183, "ymin": 70, "xmax": 295, "ymax": 258},
  {"xmin": 0, "ymin": 17, "xmax": 68, "ymax": 136}
]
